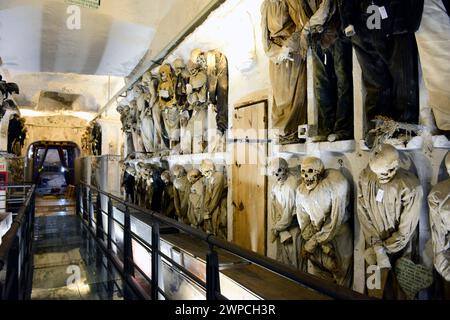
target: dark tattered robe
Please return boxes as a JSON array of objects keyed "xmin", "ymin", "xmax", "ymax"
[
  {"xmin": 428, "ymin": 179, "xmax": 450, "ymax": 281},
  {"xmin": 161, "ymin": 182, "xmax": 176, "ymax": 219},
  {"xmin": 295, "ymin": 169, "xmax": 353, "ymax": 287},
  {"xmin": 261, "ymin": 0, "xmax": 307, "ymax": 138}
]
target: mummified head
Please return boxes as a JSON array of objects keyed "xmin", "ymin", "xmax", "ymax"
[
  {"xmin": 173, "ymin": 58, "xmax": 186, "ymax": 75},
  {"xmin": 190, "ymin": 49, "xmax": 206, "ymax": 69},
  {"xmin": 369, "ymin": 144, "xmax": 400, "ymax": 184},
  {"xmin": 301, "ymin": 157, "xmax": 324, "ymax": 191},
  {"xmin": 172, "ymin": 165, "xmax": 187, "ymax": 179},
  {"xmin": 187, "ymin": 169, "xmax": 202, "ymax": 184},
  {"xmin": 269, "ymin": 158, "xmax": 289, "ymax": 182},
  {"xmin": 200, "ymin": 160, "xmax": 215, "ymax": 179},
  {"xmin": 159, "ymin": 64, "xmax": 173, "ymax": 82},
  {"xmin": 161, "ymin": 171, "xmax": 172, "ymax": 184}
]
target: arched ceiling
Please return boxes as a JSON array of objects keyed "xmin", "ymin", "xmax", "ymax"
[{"xmin": 0, "ymin": 0, "xmax": 215, "ymax": 115}]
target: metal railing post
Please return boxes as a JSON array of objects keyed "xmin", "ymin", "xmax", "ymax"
[
  {"xmin": 88, "ymin": 189, "xmax": 93, "ymax": 228},
  {"xmin": 151, "ymin": 222, "xmax": 160, "ymax": 300},
  {"xmin": 107, "ymin": 198, "xmax": 113, "ymax": 251},
  {"xmin": 123, "ymin": 206, "xmax": 134, "ymax": 277},
  {"xmin": 96, "ymin": 193, "xmax": 104, "ymax": 241},
  {"xmin": 206, "ymin": 243, "xmax": 220, "ymax": 300},
  {"xmin": 75, "ymin": 185, "xmax": 81, "ymax": 216},
  {"xmin": 82, "ymin": 185, "xmax": 88, "ymax": 221}
]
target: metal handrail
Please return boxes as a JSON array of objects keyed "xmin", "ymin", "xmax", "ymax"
[
  {"xmin": 0, "ymin": 184, "xmax": 36, "ymax": 301},
  {"xmin": 79, "ymin": 181, "xmax": 369, "ymax": 300}
]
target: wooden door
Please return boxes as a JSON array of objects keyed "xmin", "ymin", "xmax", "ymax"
[{"xmin": 232, "ymin": 100, "xmax": 268, "ymax": 255}]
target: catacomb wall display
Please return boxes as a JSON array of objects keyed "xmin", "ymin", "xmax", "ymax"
[
  {"xmin": 261, "ymin": 0, "xmax": 307, "ymax": 144},
  {"xmin": 428, "ymin": 152, "xmax": 450, "ymax": 282},
  {"xmin": 107, "ymin": 0, "xmax": 450, "ymax": 300},
  {"xmin": 358, "ymin": 144, "xmax": 423, "ymax": 298}
]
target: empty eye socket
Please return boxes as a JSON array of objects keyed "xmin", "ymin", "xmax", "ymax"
[{"xmin": 308, "ymin": 168, "xmax": 314, "ymax": 173}]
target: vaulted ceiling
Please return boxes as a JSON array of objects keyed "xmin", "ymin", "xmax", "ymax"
[{"xmin": 0, "ymin": 0, "xmax": 215, "ymax": 114}]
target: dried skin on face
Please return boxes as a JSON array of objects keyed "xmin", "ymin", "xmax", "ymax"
[
  {"xmin": 200, "ymin": 160, "xmax": 215, "ymax": 178},
  {"xmin": 269, "ymin": 158, "xmax": 289, "ymax": 182},
  {"xmin": 301, "ymin": 157, "xmax": 324, "ymax": 191},
  {"xmin": 369, "ymin": 144, "xmax": 400, "ymax": 184}
]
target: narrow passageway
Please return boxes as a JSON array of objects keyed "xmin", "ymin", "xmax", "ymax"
[{"xmin": 31, "ymin": 196, "xmax": 124, "ymax": 300}]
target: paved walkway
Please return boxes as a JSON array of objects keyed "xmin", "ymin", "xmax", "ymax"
[{"xmin": 31, "ymin": 196, "xmax": 124, "ymax": 300}]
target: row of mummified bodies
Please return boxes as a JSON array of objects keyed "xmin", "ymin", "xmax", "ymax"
[
  {"xmin": 81, "ymin": 122, "xmax": 102, "ymax": 156},
  {"xmin": 121, "ymin": 159, "xmax": 227, "ymax": 239},
  {"xmin": 117, "ymin": 48, "xmax": 228, "ymax": 156},
  {"xmin": 262, "ymin": 0, "xmax": 450, "ymax": 146},
  {"xmin": 270, "ymin": 145, "xmax": 449, "ymax": 298}
]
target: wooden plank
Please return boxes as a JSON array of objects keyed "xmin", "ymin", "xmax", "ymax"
[
  {"xmin": 232, "ymin": 101, "xmax": 268, "ymax": 255},
  {"xmin": 221, "ymin": 264, "xmax": 330, "ymax": 300}
]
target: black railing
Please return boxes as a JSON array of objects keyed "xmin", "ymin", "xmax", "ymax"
[
  {"xmin": 78, "ymin": 182, "xmax": 369, "ymax": 300},
  {"xmin": 0, "ymin": 184, "xmax": 36, "ymax": 300}
]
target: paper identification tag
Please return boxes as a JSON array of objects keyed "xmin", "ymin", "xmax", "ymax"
[
  {"xmin": 376, "ymin": 189, "xmax": 385, "ymax": 203},
  {"xmin": 379, "ymin": 6, "xmax": 388, "ymax": 19},
  {"xmin": 324, "ymin": 53, "xmax": 327, "ymax": 65},
  {"xmin": 159, "ymin": 90, "xmax": 169, "ymax": 98}
]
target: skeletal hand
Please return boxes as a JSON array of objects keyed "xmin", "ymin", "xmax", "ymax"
[
  {"xmin": 304, "ymin": 238, "xmax": 318, "ymax": 253},
  {"xmin": 275, "ymin": 46, "xmax": 292, "ymax": 64}
]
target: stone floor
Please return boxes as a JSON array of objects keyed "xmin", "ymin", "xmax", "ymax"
[{"xmin": 31, "ymin": 196, "xmax": 125, "ymax": 300}]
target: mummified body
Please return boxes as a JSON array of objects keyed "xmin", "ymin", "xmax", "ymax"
[
  {"xmin": 199, "ymin": 160, "xmax": 227, "ymax": 239},
  {"xmin": 187, "ymin": 169, "xmax": 205, "ymax": 228},
  {"xmin": 270, "ymin": 158, "xmax": 304, "ymax": 270},
  {"xmin": 358, "ymin": 144, "xmax": 423, "ymax": 297},
  {"xmin": 428, "ymin": 152, "xmax": 450, "ymax": 282},
  {"xmin": 172, "ymin": 165, "xmax": 191, "ymax": 224},
  {"xmin": 295, "ymin": 157, "xmax": 353, "ymax": 287},
  {"xmin": 161, "ymin": 171, "xmax": 176, "ymax": 219}
]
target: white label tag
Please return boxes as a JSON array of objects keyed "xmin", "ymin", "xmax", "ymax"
[
  {"xmin": 379, "ymin": 6, "xmax": 388, "ymax": 19},
  {"xmin": 324, "ymin": 53, "xmax": 327, "ymax": 65},
  {"xmin": 376, "ymin": 189, "xmax": 385, "ymax": 203},
  {"xmin": 159, "ymin": 90, "xmax": 169, "ymax": 98}
]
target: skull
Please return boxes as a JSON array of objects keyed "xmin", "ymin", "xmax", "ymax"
[
  {"xmin": 268, "ymin": 158, "xmax": 289, "ymax": 183},
  {"xmin": 172, "ymin": 165, "xmax": 187, "ymax": 178},
  {"xmin": 187, "ymin": 60, "xmax": 199, "ymax": 77},
  {"xmin": 159, "ymin": 64, "xmax": 173, "ymax": 82},
  {"xmin": 190, "ymin": 49, "xmax": 206, "ymax": 69},
  {"xmin": 187, "ymin": 169, "xmax": 202, "ymax": 184},
  {"xmin": 125, "ymin": 165, "xmax": 136, "ymax": 176},
  {"xmin": 161, "ymin": 171, "xmax": 171, "ymax": 185},
  {"xmin": 173, "ymin": 58, "xmax": 186, "ymax": 76},
  {"xmin": 200, "ymin": 160, "xmax": 215, "ymax": 179},
  {"xmin": 446, "ymin": 152, "xmax": 450, "ymax": 176},
  {"xmin": 369, "ymin": 144, "xmax": 400, "ymax": 184},
  {"xmin": 301, "ymin": 157, "xmax": 324, "ymax": 191}
]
